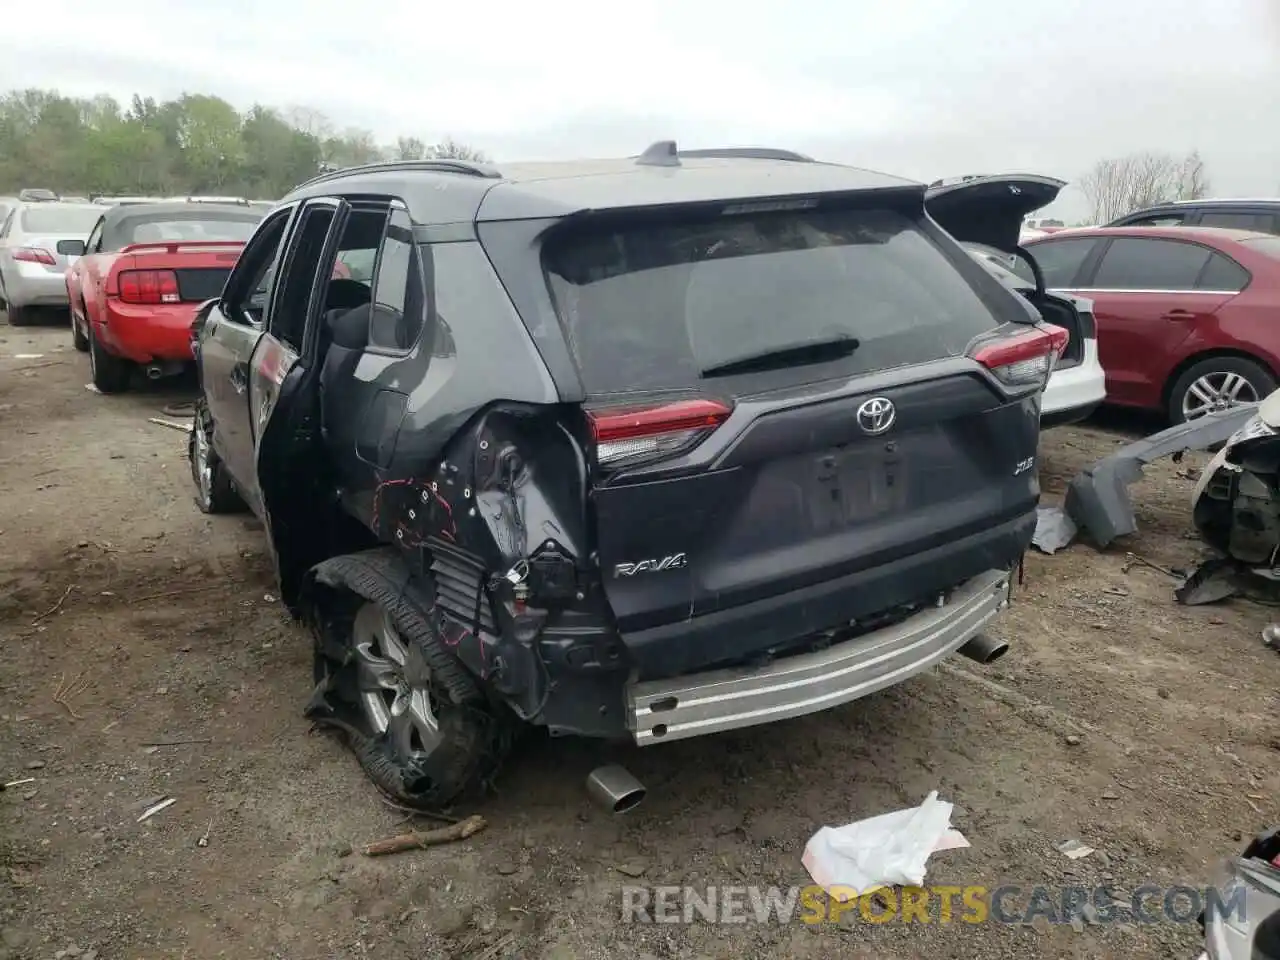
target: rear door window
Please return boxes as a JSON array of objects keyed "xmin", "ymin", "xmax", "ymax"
[
  {"xmin": 1089, "ymin": 237, "xmax": 1211, "ymax": 290},
  {"xmin": 542, "ymin": 205, "xmax": 1015, "ymax": 396},
  {"xmin": 1126, "ymin": 214, "xmax": 1188, "ymax": 226},
  {"xmin": 1025, "ymin": 238, "xmax": 1098, "ymax": 287},
  {"xmin": 367, "ymin": 208, "xmax": 427, "ymax": 353},
  {"xmin": 1197, "ymin": 211, "xmax": 1272, "ymax": 231}
]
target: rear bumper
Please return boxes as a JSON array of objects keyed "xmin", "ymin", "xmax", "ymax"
[
  {"xmin": 620, "ymin": 510, "xmax": 1035, "ymax": 680},
  {"xmin": 1042, "ymin": 341, "xmax": 1106, "ymax": 423},
  {"xmin": 96, "ymin": 301, "xmax": 198, "ymax": 363},
  {"xmin": 4, "ymin": 270, "xmax": 69, "ymax": 308},
  {"xmin": 626, "ymin": 567, "xmax": 1012, "ymax": 744},
  {"xmin": 1041, "ymin": 400, "xmax": 1101, "ymax": 428}
]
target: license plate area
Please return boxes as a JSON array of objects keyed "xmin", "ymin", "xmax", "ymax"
[{"xmin": 809, "ymin": 443, "xmax": 908, "ymax": 531}]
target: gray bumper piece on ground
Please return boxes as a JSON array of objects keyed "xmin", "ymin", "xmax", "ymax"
[
  {"xmin": 625, "ymin": 568, "xmax": 1011, "ymax": 745},
  {"xmin": 1063, "ymin": 405, "xmax": 1258, "ymax": 549}
]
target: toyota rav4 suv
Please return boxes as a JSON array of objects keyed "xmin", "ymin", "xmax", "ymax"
[{"xmin": 187, "ymin": 143, "xmax": 1064, "ymax": 810}]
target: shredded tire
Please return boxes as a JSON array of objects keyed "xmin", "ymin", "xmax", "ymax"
[{"xmin": 300, "ymin": 548, "xmax": 514, "ymax": 812}]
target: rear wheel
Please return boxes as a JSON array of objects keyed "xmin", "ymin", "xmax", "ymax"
[
  {"xmin": 1168, "ymin": 356, "xmax": 1276, "ymax": 425},
  {"xmin": 87, "ymin": 323, "xmax": 131, "ymax": 393},
  {"xmin": 71, "ymin": 307, "xmax": 89, "ymax": 352},
  {"xmin": 188, "ymin": 400, "xmax": 245, "ymax": 514},
  {"xmin": 6, "ymin": 303, "xmax": 32, "ymax": 326},
  {"xmin": 305, "ymin": 549, "xmax": 513, "ymax": 811}
]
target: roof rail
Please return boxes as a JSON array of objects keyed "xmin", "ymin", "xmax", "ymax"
[
  {"xmin": 678, "ymin": 147, "xmax": 814, "ymax": 162},
  {"xmin": 295, "ymin": 158, "xmax": 503, "ymax": 189},
  {"xmin": 173, "ymin": 195, "xmax": 252, "ymax": 205}
]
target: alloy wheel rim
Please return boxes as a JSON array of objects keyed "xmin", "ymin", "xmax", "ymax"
[
  {"xmin": 351, "ymin": 602, "xmax": 441, "ymax": 760},
  {"xmin": 193, "ymin": 421, "xmax": 213, "ymax": 504},
  {"xmin": 1183, "ymin": 372, "xmax": 1259, "ymax": 421}
]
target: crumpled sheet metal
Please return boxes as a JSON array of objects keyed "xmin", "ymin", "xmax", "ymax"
[{"xmin": 1063, "ymin": 404, "xmax": 1258, "ymax": 549}]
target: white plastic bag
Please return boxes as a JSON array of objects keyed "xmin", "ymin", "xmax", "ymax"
[{"xmin": 802, "ymin": 791, "xmax": 967, "ymax": 898}]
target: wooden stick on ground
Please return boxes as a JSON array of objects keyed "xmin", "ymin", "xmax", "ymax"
[
  {"xmin": 131, "ymin": 581, "xmax": 233, "ymax": 604},
  {"xmin": 148, "ymin": 417, "xmax": 191, "ymax": 433},
  {"xmin": 31, "ymin": 585, "xmax": 73, "ymax": 625},
  {"xmin": 361, "ymin": 814, "xmax": 487, "ymax": 856}
]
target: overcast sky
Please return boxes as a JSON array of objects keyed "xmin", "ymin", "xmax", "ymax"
[{"xmin": 2, "ymin": 0, "xmax": 1276, "ymax": 219}]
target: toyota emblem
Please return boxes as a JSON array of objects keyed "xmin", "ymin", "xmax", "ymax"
[{"xmin": 856, "ymin": 397, "xmax": 896, "ymax": 436}]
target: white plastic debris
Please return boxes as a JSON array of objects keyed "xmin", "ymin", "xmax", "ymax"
[
  {"xmin": 802, "ymin": 791, "xmax": 968, "ymax": 898},
  {"xmin": 1032, "ymin": 505, "xmax": 1077, "ymax": 554},
  {"xmin": 1057, "ymin": 839, "xmax": 1095, "ymax": 860}
]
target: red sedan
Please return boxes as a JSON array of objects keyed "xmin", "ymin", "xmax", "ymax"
[{"xmin": 1023, "ymin": 225, "xmax": 1280, "ymax": 423}]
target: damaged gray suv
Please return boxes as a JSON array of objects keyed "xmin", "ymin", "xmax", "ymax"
[{"xmin": 187, "ymin": 142, "xmax": 1067, "ymax": 810}]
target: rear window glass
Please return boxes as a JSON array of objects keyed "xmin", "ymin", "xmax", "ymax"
[
  {"xmin": 1242, "ymin": 236, "xmax": 1280, "ymax": 259},
  {"xmin": 124, "ymin": 217, "xmax": 258, "ymax": 244},
  {"xmin": 20, "ymin": 205, "xmax": 102, "ymax": 235},
  {"xmin": 543, "ymin": 206, "xmax": 1009, "ymax": 395}
]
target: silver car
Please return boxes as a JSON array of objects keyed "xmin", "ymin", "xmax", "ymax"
[{"xmin": 0, "ymin": 201, "xmax": 104, "ymax": 325}]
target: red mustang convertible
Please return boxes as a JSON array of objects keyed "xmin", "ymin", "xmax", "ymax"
[{"xmin": 64, "ymin": 200, "xmax": 264, "ymax": 392}]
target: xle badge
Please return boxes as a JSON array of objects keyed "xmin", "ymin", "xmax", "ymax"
[{"xmin": 1014, "ymin": 456, "xmax": 1035, "ymax": 475}]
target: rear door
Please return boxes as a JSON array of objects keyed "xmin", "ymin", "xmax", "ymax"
[
  {"xmin": 537, "ymin": 197, "xmax": 1056, "ymax": 632},
  {"xmin": 200, "ymin": 205, "xmax": 297, "ymax": 513},
  {"xmin": 1071, "ymin": 236, "xmax": 1245, "ymax": 408},
  {"xmin": 248, "ymin": 197, "xmax": 349, "ymax": 599}
]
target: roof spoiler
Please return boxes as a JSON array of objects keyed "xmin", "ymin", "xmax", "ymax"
[{"xmin": 118, "ymin": 240, "xmax": 247, "ymax": 256}]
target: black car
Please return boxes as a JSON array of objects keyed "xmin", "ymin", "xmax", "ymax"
[
  {"xmin": 1108, "ymin": 198, "xmax": 1280, "ymax": 235},
  {"xmin": 187, "ymin": 142, "xmax": 1065, "ymax": 810}
]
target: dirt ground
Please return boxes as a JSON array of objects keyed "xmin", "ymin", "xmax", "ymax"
[{"xmin": 1, "ymin": 312, "xmax": 1277, "ymax": 960}]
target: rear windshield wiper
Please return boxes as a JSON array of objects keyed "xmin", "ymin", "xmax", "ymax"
[{"xmin": 700, "ymin": 336, "xmax": 861, "ymax": 378}]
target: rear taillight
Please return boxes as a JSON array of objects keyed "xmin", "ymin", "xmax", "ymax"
[
  {"xmin": 587, "ymin": 398, "xmax": 732, "ymax": 468},
  {"xmin": 12, "ymin": 246, "xmax": 56, "ymax": 265},
  {"xmin": 118, "ymin": 269, "xmax": 180, "ymax": 305},
  {"xmin": 973, "ymin": 324, "xmax": 1069, "ymax": 387}
]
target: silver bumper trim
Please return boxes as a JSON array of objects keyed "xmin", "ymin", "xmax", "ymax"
[{"xmin": 626, "ymin": 568, "xmax": 1011, "ymax": 745}]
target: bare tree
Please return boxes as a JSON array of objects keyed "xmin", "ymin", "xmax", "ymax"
[
  {"xmin": 1175, "ymin": 150, "xmax": 1210, "ymax": 201},
  {"xmin": 1079, "ymin": 150, "xmax": 1212, "ymax": 222},
  {"xmin": 426, "ymin": 137, "xmax": 488, "ymax": 162},
  {"xmin": 395, "ymin": 136, "xmax": 427, "ymax": 160}
]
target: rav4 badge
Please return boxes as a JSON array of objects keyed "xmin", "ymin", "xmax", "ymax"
[{"xmin": 613, "ymin": 553, "xmax": 688, "ymax": 577}]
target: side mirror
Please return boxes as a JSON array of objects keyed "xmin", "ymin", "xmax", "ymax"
[{"xmin": 57, "ymin": 239, "xmax": 86, "ymax": 256}]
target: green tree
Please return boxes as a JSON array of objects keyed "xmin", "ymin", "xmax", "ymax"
[
  {"xmin": 0, "ymin": 87, "xmax": 490, "ymax": 198},
  {"xmin": 173, "ymin": 94, "xmax": 244, "ymax": 191},
  {"xmin": 240, "ymin": 106, "xmax": 322, "ymax": 197}
]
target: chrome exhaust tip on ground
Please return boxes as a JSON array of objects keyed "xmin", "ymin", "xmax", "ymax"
[
  {"xmin": 586, "ymin": 764, "xmax": 646, "ymax": 814},
  {"xmin": 958, "ymin": 632, "xmax": 1009, "ymax": 665}
]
